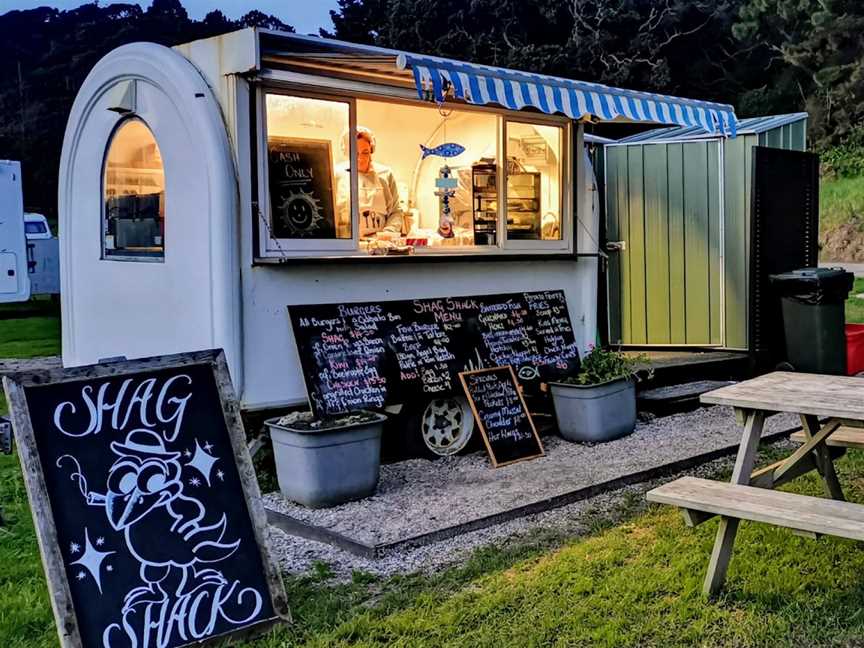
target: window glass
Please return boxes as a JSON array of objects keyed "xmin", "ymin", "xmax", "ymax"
[
  {"xmin": 25, "ymin": 222, "xmax": 47, "ymax": 234},
  {"xmin": 259, "ymin": 92, "xmax": 571, "ymax": 258},
  {"xmin": 505, "ymin": 121, "xmax": 563, "ymax": 241},
  {"xmin": 265, "ymin": 94, "xmax": 351, "ymax": 240},
  {"xmin": 103, "ymin": 119, "xmax": 165, "ymax": 259},
  {"xmin": 356, "ymin": 99, "xmax": 498, "ymax": 252}
]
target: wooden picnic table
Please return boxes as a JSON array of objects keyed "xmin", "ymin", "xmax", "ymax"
[{"xmin": 648, "ymin": 371, "xmax": 864, "ymax": 596}]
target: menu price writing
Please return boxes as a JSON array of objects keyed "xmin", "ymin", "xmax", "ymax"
[
  {"xmin": 459, "ymin": 366, "xmax": 544, "ymax": 467},
  {"xmin": 289, "ymin": 290, "xmax": 581, "ymax": 417}
]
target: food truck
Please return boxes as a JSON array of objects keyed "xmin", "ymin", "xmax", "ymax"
[{"xmin": 58, "ymin": 28, "xmax": 738, "ymax": 453}]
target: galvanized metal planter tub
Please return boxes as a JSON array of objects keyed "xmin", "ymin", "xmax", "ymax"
[
  {"xmin": 549, "ymin": 378, "xmax": 636, "ymax": 443},
  {"xmin": 266, "ymin": 412, "xmax": 386, "ymax": 508}
]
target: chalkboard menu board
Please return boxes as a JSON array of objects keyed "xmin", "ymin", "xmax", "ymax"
[
  {"xmin": 288, "ymin": 290, "xmax": 581, "ymax": 417},
  {"xmin": 460, "ymin": 366, "xmax": 544, "ymax": 467},
  {"xmin": 5, "ymin": 351, "xmax": 289, "ymax": 648},
  {"xmin": 268, "ymin": 136, "xmax": 337, "ymax": 239}
]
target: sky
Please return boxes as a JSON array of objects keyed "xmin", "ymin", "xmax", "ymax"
[{"xmin": 0, "ymin": 0, "xmax": 340, "ymax": 34}]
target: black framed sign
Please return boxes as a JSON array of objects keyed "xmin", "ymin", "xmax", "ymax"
[
  {"xmin": 289, "ymin": 290, "xmax": 581, "ymax": 417},
  {"xmin": 5, "ymin": 350, "xmax": 289, "ymax": 648},
  {"xmin": 267, "ymin": 136, "xmax": 338, "ymax": 239},
  {"xmin": 459, "ymin": 366, "xmax": 544, "ymax": 468}
]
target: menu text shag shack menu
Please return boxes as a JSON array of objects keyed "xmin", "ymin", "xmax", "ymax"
[
  {"xmin": 288, "ymin": 290, "xmax": 581, "ymax": 417},
  {"xmin": 460, "ymin": 366, "xmax": 544, "ymax": 467}
]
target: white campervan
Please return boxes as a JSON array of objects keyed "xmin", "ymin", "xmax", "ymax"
[{"xmin": 24, "ymin": 213, "xmax": 53, "ymax": 240}]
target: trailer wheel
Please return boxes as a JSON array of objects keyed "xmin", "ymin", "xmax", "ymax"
[{"xmin": 418, "ymin": 397, "xmax": 474, "ymax": 457}]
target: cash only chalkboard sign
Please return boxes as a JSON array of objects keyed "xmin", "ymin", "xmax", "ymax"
[
  {"xmin": 6, "ymin": 350, "xmax": 289, "ymax": 648},
  {"xmin": 459, "ymin": 366, "xmax": 544, "ymax": 467},
  {"xmin": 267, "ymin": 137, "xmax": 338, "ymax": 239}
]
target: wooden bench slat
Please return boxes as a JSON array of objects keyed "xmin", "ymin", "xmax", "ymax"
[
  {"xmin": 647, "ymin": 476, "xmax": 864, "ymax": 541},
  {"xmin": 790, "ymin": 426, "xmax": 864, "ymax": 450}
]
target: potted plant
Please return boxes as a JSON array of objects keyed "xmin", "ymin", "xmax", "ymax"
[
  {"xmin": 549, "ymin": 346, "xmax": 648, "ymax": 443},
  {"xmin": 264, "ymin": 410, "xmax": 387, "ymax": 508}
]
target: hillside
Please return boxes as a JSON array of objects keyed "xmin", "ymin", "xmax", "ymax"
[{"xmin": 820, "ymin": 134, "xmax": 864, "ymax": 262}]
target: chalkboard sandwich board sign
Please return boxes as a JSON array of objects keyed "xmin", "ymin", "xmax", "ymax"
[
  {"xmin": 5, "ymin": 349, "xmax": 289, "ymax": 648},
  {"xmin": 459, "ymin": 366, "xmax": 544, "ymax": 468}
]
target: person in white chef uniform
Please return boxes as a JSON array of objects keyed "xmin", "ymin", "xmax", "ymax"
[{"xmin": 336, "ymin": 126, "xmax": 404, "ymax": 239}]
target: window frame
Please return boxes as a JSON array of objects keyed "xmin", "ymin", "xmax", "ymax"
[
  {"xmin": 258, "ymin": 89, "xmax": 358, "ymax": 255},
  {"xmin": 100, "ymin": 116, "xmax": 166, "ymax": 263},
  {"xmin": 501, "ymin": 118, "xmax": 572, "ymax": 252},
  {"xmin": 254, "ymin": 82, "xmax": 575, "ymax": 260},
  {"xmin": 25, "ymin": 222, "xmax": 47, "ymax": 235}
]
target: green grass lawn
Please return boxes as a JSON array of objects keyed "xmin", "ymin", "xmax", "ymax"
[
  {"xmin": 10, "ymin": 439, "xmax": 864, "ymax": 647},
  {"xmin": 9, "ymin": 303, "xmax": 864, "ymax": 645},
  {"xmin": 847, "ymin": 277, "xmax": 864, "ymax": 324}
]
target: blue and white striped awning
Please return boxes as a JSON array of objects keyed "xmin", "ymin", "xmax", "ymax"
[{"xmin": 396, "ymin": 54, "xmax": 738, "ymax": 137}]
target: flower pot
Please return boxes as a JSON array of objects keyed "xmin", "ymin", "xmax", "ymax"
[
  {"xmin": 549, "ymin": 378, "xmax": 636, "ymax": 443},
  {"xmin": 265, "ymin": 411, "xmax": 386, "ymax": 508}
]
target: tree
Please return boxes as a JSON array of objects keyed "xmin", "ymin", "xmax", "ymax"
[
  {"xmin": 734, "ymin": 0, "xmax": 864, "ymax": 146},
  {"xmin": 326, "ymin": 0, "xmax": 784, "ymax": 110},
  {"xmin": 0, "ymin": 2, "xmax": 293, "ymax": 217},
  {"xmin": 239, "ymin": 10, "xmax": 295, "ymax": 32}
]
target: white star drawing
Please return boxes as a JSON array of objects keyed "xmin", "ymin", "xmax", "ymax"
[
  {"xmin": 70, "ymin": 542, "xmax": 80, "ymax": 554},
  {"xmin": 186, "ymin": 440, "xmax": 218, "ymax": 486},
  {"xmin": 189, "ymin": 477, "xmax": 201, "ymax": 487},
  {"xmin": 106, "ymin": 565, "xmax": 113, "ymax": 572},
  {"xmin": 95, "ymin": 537, "xmax": 105, "ymax": 546},
  {"xmin": 183, "ymin": 449, "xmax": 192, "ymax": 458},
  {"xmin": 70, "ymin": 528, "xmax": 115, "ymax": 594},
  {"xmin": 216, "ymin": 469, "xmax": 225, "ymax": 482},
  {"xmin": 77, "ymin": 571, "xmax": 86, "ymax": 580},
  {"xmin": 203, "ymin": 441, "xmax": 214, "ymax": 452}
]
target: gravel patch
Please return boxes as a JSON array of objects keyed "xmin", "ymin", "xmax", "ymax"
[
  {"xmin": 268, "ymin": 437, "xmax": 799, "ymax": 581},
  {"xmin": 264, "ymin": 406, "xmax": 798, "ymax": 548}
]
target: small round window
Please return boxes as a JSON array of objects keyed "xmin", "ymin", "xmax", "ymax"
[{"xmin": 103, "ymin": 119, "xmax": 165, "ymax": 259}]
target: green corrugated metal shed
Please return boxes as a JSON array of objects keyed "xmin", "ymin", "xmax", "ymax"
[{"xmin": 603, "ymin": 113, "xmax": 808, "ymax": 350}]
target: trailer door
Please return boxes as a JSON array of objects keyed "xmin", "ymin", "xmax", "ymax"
[{"xmin": 0, "ymin": 162, "xmax": 31, "ymax": 303}]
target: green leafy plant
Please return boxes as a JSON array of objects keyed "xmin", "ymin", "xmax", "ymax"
[
  {"xmin": 564, "ymin": 345, "xmax": 649, "ymax": 386},
  {"xmin": 821, "ymin": 126, "xmax": 864, "ymax": 179}
]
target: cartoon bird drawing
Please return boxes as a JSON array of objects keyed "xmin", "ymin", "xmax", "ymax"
[{"xmin": 59, "ymin": 429, "xmax": 240, "ymax": 611}]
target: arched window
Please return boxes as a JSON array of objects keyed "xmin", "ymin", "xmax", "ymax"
[{"xmin": 103, "ymin": 119, "xmax": 165, "ymax": 260}]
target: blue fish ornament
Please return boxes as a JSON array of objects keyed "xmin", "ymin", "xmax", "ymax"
[{"xmin": 420, "ymin": 142, "xmax": 466, "ymax": 159}]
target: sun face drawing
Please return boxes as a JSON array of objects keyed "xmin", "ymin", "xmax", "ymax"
[{"xmin": 278, "ymin": 189, "xmax": 324, "ymax": 236}]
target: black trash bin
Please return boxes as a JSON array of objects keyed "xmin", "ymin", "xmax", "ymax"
[{"xmin": 769, "ymin": 267, "xmax": 854, "ymax": 375}]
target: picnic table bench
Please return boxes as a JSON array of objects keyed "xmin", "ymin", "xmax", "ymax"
[{"xmin": 647, "ymin": 372, "xmax": 864, "ymax": 595}]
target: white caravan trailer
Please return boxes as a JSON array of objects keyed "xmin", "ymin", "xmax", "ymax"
[
  {"xmin": 0, "ymin": 161, "xmax": 31, "ymax": 304},
  {"xmin": 59, "ymin": 28, "xmax": 738, "ymax": 426}
]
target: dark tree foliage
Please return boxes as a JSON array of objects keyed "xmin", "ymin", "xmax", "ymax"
[
  {"xmin": 0, "ymin": 1, "xmax": 292, "ymax": 216},
  {"xmin": 734, "ymin": 0, "xmax": 864, "ymax": 148},
  {"xmin": 326, "ymin": 0, "xmax": 798, "ymax": 114},
  {"xmin": 3, "ymin": 0, "xmax": 850, "ymax": 214}
]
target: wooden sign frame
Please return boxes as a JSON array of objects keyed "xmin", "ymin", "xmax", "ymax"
[
  {"xmin": 5, "ymin": 349, "xmax": 290, "ymax": 648},
  {"xmin": 459, "ymin": 365, "xmax": 544, "ymax": 468}
]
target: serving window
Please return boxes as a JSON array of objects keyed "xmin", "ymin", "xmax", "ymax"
[{"xmin": 258, "ymin": 89, "xmax": 572, "ymax": 258}]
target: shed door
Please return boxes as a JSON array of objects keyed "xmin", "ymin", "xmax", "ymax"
[
  {"xmin": 606, "ymin": 141, "xmax": 722, "ymax": 346},
  {"xmin": 749, "ymin": 146, "xmax": 820, "ymax": 369}
]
